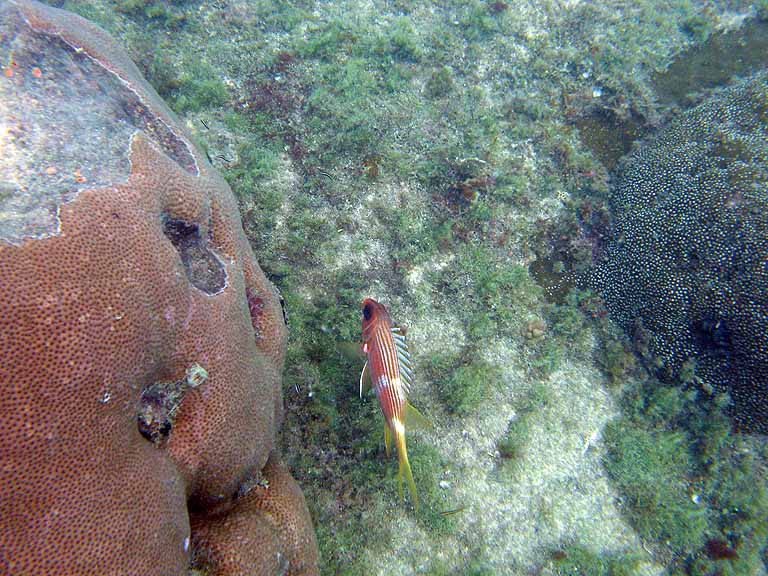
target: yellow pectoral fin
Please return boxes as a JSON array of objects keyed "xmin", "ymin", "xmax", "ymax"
[
  {"xmin": 384, "ymin": 423, "xmax": 392, "ymax": 458},
  {"xmin": 404, "ymin": 401, "xmax": 433, "ymax": 431}
]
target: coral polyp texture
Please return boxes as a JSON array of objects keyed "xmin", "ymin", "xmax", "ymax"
[
  {"xmin": 0, "ymin": 1, "xmax": 318, "ymax": 574},
  {"xmin": 593, "ymin": 70, "xmax": 768, "ymax": 432}
]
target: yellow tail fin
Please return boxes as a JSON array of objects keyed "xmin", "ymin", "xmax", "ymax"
[{"xmin": 395, "ymin": 427, "xmax": 418, "ymax": 511}]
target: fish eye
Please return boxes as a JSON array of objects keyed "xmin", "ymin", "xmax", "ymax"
[{"xmin": 363, "ymin": 303, "xmax": 372, "ymax": 321}]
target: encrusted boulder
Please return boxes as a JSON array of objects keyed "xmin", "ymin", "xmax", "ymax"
[
  {"xmin": 0, "ymin": 0, "xmax": 318, "ymax": 573},
  {"xmin": 593, "ymin": 71, "xmax": 768, "ymax": 432}
]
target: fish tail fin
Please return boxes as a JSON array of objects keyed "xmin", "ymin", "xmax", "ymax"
[{"xmin": 395, "ymin": 426, "xmax": 418, "ymax": 511}]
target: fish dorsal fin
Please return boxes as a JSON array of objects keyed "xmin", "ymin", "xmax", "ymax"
[
  {"xmin": 392, "ymin": 327, "xmax": 413, "ymax": 391},
  {"xmin": 404, "ymin": 401, "xmax": 433, "ymax": 430},
  {"xmin": 359, "ymin": 360, "xmax": 371, "ymax": 398}
]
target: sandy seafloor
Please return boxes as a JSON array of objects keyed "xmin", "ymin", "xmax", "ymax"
[{"xmin": 55, "ymin": 0, "xmax": 768, "ymax": 574}]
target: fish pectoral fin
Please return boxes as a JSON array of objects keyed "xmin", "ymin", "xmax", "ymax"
[
  {"xmin": 337, "ymin": 342, "xmax": 367, "ymax": 361},
  {"xmin": 404, "ymin": 401, "xmax": 433, "ymax": 431},
  {"xmin": 359, "ymin": 360, "xmax": 372, "ymax": 398},
  {"xmin": 384, "ymin": 423, "xmax": 392, "ymax": 458}
]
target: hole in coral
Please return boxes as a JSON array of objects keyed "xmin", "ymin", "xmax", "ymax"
[
  {"xmin": 138, "ymin": 381, "xmax": 182, "ymax": 445},
  {"xmin": 138, "ymin": 364, "xmax": 208, "ymax": 444},
  {"xmin": 692, "ymin": 317, "xmax": 734, "ymax": 357},
  {"xmin": 162, "ymin": 216, "xmax": 227, "ymax": 294}
]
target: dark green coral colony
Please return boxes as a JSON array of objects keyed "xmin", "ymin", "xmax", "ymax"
[{"xmin": 593, "ymin": 71, "xmax": 768, "ymax": 432}]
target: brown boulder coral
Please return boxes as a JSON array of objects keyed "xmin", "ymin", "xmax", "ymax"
[{"xmin": 0, "ymin": 1, "xmax": 318, "ymax": 574}]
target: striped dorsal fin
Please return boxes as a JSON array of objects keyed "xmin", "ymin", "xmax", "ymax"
[{"xmin": 391, "ymin": 326, "xmax": 413, "ymax": 392}]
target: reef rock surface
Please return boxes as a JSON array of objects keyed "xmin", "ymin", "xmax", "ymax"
[{"xmin": 0, "ymin": 0, "xmax": 318, "ymax": 573}]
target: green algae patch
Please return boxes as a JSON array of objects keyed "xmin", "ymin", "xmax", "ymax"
[
  {"xmin": 497, "ymin": 383, "xmax": 550, "ymax": 464},
  {"xmin": 604, "ymin": 423, "xmax": 709, "ymax": 556},
  {"xmin": 545, "ymin": 546, "xmax": 644, "ymax": 576},
  {"xmin": 436, "ymin": 246, "xmax": 544, "ymax": 341},
  {"xmin": 521, "ymin": 290, "xmax": 599, "ymax": 378},
  {"xmin": 653, "ymin": 17, "xmax": 768, "ymax": 108},
  {"xmin": 115, "ymin": 0, "xmax": 186, "ymax": 28},
  {"xmin": 439, "ymin": 359, "xmax": 502, "ymax": 416},
  {"xmin": 168, "ymin": 73, "xmax": 229, "ymax": 115},
  {"xmin": 424, "ymin": 66, "xmax": 454, "ymax": 99},
  {"xmin": 603, "ymin": 372, "xmax": 768, "ymax": 574}
]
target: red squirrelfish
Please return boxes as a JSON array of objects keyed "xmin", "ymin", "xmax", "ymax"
[{"xmin": 360, "ymin": 298, "xmax": 429, "ymax": 510}]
